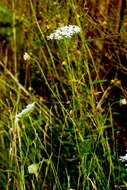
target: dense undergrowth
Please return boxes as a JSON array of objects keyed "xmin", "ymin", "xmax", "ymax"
[{"xmin": 0, "ymin": 0, "xmax": 127, "ymax": 189}]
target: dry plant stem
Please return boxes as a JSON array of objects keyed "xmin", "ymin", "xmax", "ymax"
[
  {"xmin": 96, "ymin": 86, "xmax": 111, "ymax": 109},
  {"xmin": 16, "ymin": 121, "xmax": 25, "ymax": 190},
  {"xmin": 9, "ymin": 122, "xmax": 19, "ymax": 169},
  {"xmin": 87, "ymin": 177, "xmax": 97, "ymax": 190},
  {"xmin": 0, "ymin": 65, "xmax": 50, "ymax": 123},
  {"xmin": 83, "ymin": 59, "xmax": 96, "ymax": 110},
  {"xmin": 24, "ymin": 62, "xmax": 30, "ymax": 87},
  {"xmin": 0, "ymin": 62, "xmax": 51, "ymax": 122},
  {"xmin": 10, "ymin": 119, "xmax": 25, "ymax": 190},
  {"xmin": 12, "ymin": 0, "xmax": 17, "ymax": 74},
  {"xmin": 114, "ymin": 185, "xmax": 127, "ymax": 188},
  {"xmin": 9, "ymin": 123, "xmax": 20, "ymax": 189},
  {"xmin": 0, "ymin": 61, "xmax": 30, "ymax": 96},
  {"xmin": 107, "ymin": 0, "xmax": 125, "ymax": 33},
  {"xmin": 113, "ymin": 0, "xmax": 123, "ymax": 32},
  {"xmin": 85, "ymin": 44, "xmax": 104, "ymax": 93},
  {"xmin": 29, "ymin": 0, "xmax": 59, "ymax": 80}
]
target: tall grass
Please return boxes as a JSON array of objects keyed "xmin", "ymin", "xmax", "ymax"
[{"xmin": 0, "ymin": 0, "xmax": 127, "ymax": 189}]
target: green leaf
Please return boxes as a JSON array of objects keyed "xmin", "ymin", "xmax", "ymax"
[
  {"xmin": 93, "ymin": 79, "xmax": 107, "ymax": 84},
  {"xmin": 85, "ymin": 39, "xmax": 95, "ymax": 44}
]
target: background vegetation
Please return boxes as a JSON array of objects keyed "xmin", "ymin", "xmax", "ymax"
[{"xmin": 0, "ymin": 0, "xmax": 127, "ymax": 189}]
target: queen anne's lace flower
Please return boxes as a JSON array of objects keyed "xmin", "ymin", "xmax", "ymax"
[
  {"xmin": 120, "ymin": 98, "xmax": 127, "ymax": 105},
  {"xmin": 47, "ymin": 25, "xmax": 81, "ymax": 40},
  {"xmin": 15, "ymin": 102, "xmax": 36, "ymax": 122},
  {"xmin": 119, "ymin": 154, "xmax": 127, "ymax": 161},
  {"xmin": 23, "ymin": 52, "xmax": 31, "ymax": 61}
]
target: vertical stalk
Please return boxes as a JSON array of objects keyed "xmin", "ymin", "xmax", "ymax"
[{"xmin": 12, "ymin": 0, "xmax": 17, "ymax": 75}]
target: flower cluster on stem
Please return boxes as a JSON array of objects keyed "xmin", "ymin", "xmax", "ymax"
[{"xmin": 47, "ymin": 25, "xmax": 81, "ymax": 40}]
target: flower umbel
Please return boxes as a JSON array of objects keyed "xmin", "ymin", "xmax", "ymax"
[
  {"xmin": 47, "ymin": 25, "xmax": 81, "ymax": 40},
  {"xmin": 119, "ymin": 154, "xmax": 127, "ymax": 161},
  {"xmin": 23, "ymin": 52, "xmax": 31, "ymax": 61},
  {"xmin": 15, "ymin": 102, "xmax": 36, "ymax": 122},
  {"xmin": 120, "ymin": 98, "xmax": 127, "ymax": 105}
]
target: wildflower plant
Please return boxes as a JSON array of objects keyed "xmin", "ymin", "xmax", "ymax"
[
  {"xmin": 47, "ymin": 25, "xmax": 81, "ymax": 40},
  {"xmin": 15, "ymin": 102, "xmax": 36, "ymax": 122}
]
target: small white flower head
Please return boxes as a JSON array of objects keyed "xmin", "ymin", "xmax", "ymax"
[
  {"xmin": 28, "ymin": 163, "xmax": 39, "ymax": 174},
  {"xmin": 119, "ymin": 154, "xmax": 127, "ymax": 161},
  {"xmin": 47, "ymin": 25, "xmax": 81, "ymax": 40},
  {"xmin": 120, "ymin": 98, "xmax": 127, "ymax": 105},
  {"xmin": 23, "ymin": 52, "xmax": 31, "ymax": 61},
  {"xmin": 15, "ymin": 102, "xmax": 36, "ymax": 122}
]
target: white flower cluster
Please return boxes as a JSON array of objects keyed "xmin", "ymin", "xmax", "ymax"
[
  {"xmin": 15, "ymin": 102, "xmax": 36, "ymax": 122},
  {"xmin": 119, "ymin": 154, "xmax": 127, "ymax": 161},
  {"xmin": 120, "ymin": 98, "xmax": 127, "ymax": 105},
  {"xmin": 47, "ymin": 25, "xmax": 81, "ymax": 40},
  {"xmin": 119, "ymin": 154, "xmax": 127, "ymax": 169},
  {"xmin": 23, "ymin": 52, "xmax": 31, "ymax": 61}
]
